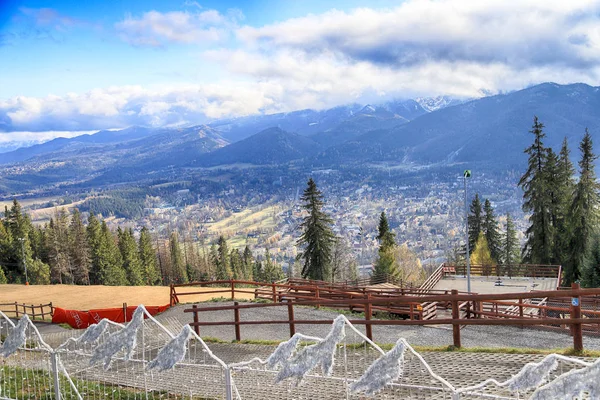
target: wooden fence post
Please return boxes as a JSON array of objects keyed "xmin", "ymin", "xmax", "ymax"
[
  {"xmin": 365, "ymin": 293, "xmax": 373, "ymax": 341},
  {"xmin": 231, "ymin": 281, "xmax": 235, "ymax": 300},
  {"xmin": 123, "ymin": 303, "xmax": 127, "ymax": 323},
  {"xmin": 571, "ymin": 282, "xmax": 583, "ymax": 352},
  {"xmin": 192, "ymin": 304, "xmax": 200, "ymax": 336},
  {"xmin": 287, "ymin": 300, "xmax": 296, "ymax": 338},
  {"xmin": 315, "ymin": 287, "xmax": 320, "ymax": 309},
  {"xmin": 272, "ymin": 284, "xmax": 277, "ymax": 303},
  {"xmin": 519, "ymin": 298, "xmax": 524, "ymax": 328},
  {"xmin": 15, "ymin": 302, "xmax": 19, "ymax": 318},
  {"xmin": 451, "ymin": 289, "xmax": 461, "ymax": 348},
  {"xmin": 234, "ymin": 302, "xmax": 241, "ymax": 341}
]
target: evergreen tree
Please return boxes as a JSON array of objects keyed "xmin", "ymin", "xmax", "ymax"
[
  {"xmin": 69, "ymin": 209, "xmax": 91, "ymax": 284},
  {"xmin": 553, "ymin": 138, "xmax": 577, "ymax": 265},
  {"xmin": 373, "ymin": 245, "xmax": 398, "ymax": 281},
  {"xmin": 297, "ymin": 178, "xmax": 335, "ymax": 281},
  {"xmin": 377, "ymin": 212, "xmax": 395, "ymax": 249},
  {"xmin": 98, "ymin": 222, "xmax": 127, "ymax": 285},
  {"xmin": 569, "ymin": 130, "xmax": 600, "ymax": 285},
  {"xmin": 6, "ymin": 200, "xmax": 34, "ymax": 282},
  {"xmin": 242, "ymin": 245, "xmax": 254, "ymax": 281},
  {"xmin": 373, "ymin": 211, "xmax": 399, "ymax": 282},
  {"xmin": 169, "ymin": 232, "xmax": 188, "ymax": 284},
  {"xmin": 27, "ymin": 258, "xmax": 50, "ymax": 285},
  {"xmin": 468, "ymin": 194, "xmax": 483, "ymax": 252},
  {"xmin": 261, "ymin": 248, "xmax": 284, "ymax": 282},
  {"xmin": 0, "ymin": 265, "xmax": 6, "ymax": 284},
  {"xmin": 230, "ymin": 248, "xmax": 242, "ymax": 280},
  {"xmin": 46, "ymin": 212, "xmax": 71, "ymax": 284},
  {"xmin": 583, "ymin": 235, "xmax": 600, "ymax": 288},
  {"xmin": 119, "ymin": 228, "xmax": 144, "ymax": 285},
  {"xmin": 253, "ymin": 260, "xmax": 263, "ymax": 282},
  {"xmin": 519, "ymin": 116, "xmax": 553, "ymax": 264},
  {"xmin": 87, "ymin": 213, "xmax": 103, "ymax": 285},
  {"xmin": 138, "ymin": 227, "xmax": 160, "ymax": 285},
  {"xmin": 30, "ymin": 226, "xmax": 48, "ymax": 264},
  {"xmin": 502, "ymin": 213, "xmax": 520, "ymax": 264},
  {"xmin": 483, "ymin": 199, "xmax": 502, "ymax": 263},
  {"xmin": 0, "ymin": 222, "xmax": 12, "ymax": 282},
  {"xmin": 215, "ymin": 236, "xmax": 232, "ymax": 280}
]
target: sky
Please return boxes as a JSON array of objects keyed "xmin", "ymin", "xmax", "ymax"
[{"xmin": 1, "ymin": 0, "xmax": 600, "ymax": 143}]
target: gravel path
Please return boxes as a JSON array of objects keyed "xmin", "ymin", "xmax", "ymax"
[{"xmin": 157, "ymin": 302, "xmax": 600, "ymax": 350}]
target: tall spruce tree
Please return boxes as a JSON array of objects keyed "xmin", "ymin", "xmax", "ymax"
[
  {"xmin": 138, "ymin": 227, "xmax": 160, "ymax": 285},
  {"xmin": 46, "ymin": 214, "xmax": 71, "ymax": 284},
  {"xmin": 87, "ymin": 213, "xmax": 103, "ymax": 284},
  {"xmin": 119, "ymin": 228, "xmax": 144, "ymax": 285},
  {"xmin": 373, "ymin": 211, "xmax": 398, "ymax": 282},
  {"xmin": 6, "ymin": 200, "xmax": 34, "ymax": 282},
  {"xmin": 242, "ymin": 245, "xmax": 254, "ymax": 281},
  {"xmin": 169, "ymin": 232, "xmax": 188, "ymax": 284},
  {"xmin": 261, "ymin": 248, "xmax": 284, "ymax": 282},
  {"xmin": 98, "ymin": 222, "xmax": 127, "ymax": 285},
  {"xmin": 519, "ymin": 116, "xmax": 553, "ymax": 264},
  {"xmin": 69, "ymin": 209, "xmax": 91, "ymax": 285},
  {"xmin": 553, "ymin": 138, "xmax": 576, "ymax": 265},
  {"xmin": 215, "ymin": 236, "xmax": 232, "ymax": 280},
  {"xmin": 377, "ymin": 212, "xmax": 396, "ymax": 249},
  {"xmin": 568, "ymin": 130, "xmax": 600, "ymax": 285},
  {"xmin": 483, "ymin": 199, "xmax": 502, "ymax": 263},
  {"xmin": 468, "ymin": 194, "xmax": 483, "ymax": 252},
  {"xmin": 297, "ymin": 178, "xmax": 335, "ymax": 281},
  {"xmin": 502, "ymin": 213, "xmax": 520, "ymax": 264},
  {"xmin": 584, "ymin": 235, "xmax": 600, "ymax": 287},
  {"xmin": 230, "ymin": 248, "xmax": 242, "ymax": 280}
]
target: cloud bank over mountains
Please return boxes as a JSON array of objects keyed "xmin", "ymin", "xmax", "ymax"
[{"xmin": 2, "ymin": 0, "xmax": 600, "ymax": 140}]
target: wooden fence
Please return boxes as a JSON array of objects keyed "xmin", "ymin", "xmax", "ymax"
[
  {"xmin": 184, "ymin": 283, "xmax": 600, "ymax": 351},
  {"xmin": 170, "ymin": 279, "xmax": 465, "ymax": 320},
  {"xmin": 446, "ymin": 263, "xmax": 562, "ymax": 280},
  {"xmin": 0, "ymin": 302, "xmax": 54, "ymax": 321}
]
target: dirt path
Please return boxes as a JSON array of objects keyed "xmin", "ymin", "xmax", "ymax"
[{"xmin": 0, "ymin": 284, "xmax": 254, "ymax": 310}]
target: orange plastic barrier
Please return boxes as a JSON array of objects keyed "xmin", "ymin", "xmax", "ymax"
[{"xmin": 52, "ymin": 304, "xmax": 170, "ymax": 329}]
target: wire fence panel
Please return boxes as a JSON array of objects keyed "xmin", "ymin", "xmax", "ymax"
[{"xmin": 1, "ymin": 306, "xmax": 598, "ymax": 399}]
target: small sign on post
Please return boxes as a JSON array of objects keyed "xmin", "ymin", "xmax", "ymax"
[{"xmin": 572, "ymin": 297, "xmax": 579, "ymax": 307}]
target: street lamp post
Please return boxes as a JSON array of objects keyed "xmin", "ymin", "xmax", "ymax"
[
  {"xmin": 463, "ymin": 170, "xmax": 472, "ymax": 293},
  {"xmin": 18, "ymin": 238, "xmax": 28, "ymax": 285}
]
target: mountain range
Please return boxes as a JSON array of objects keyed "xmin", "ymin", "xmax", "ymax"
[{"xmin": 2, "ymin": 83, "xmax": 600, "ymax": 193}]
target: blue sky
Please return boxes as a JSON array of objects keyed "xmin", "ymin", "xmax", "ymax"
[{"xmin": 1, "ymin": 0, "xmax": 600, "ymax": 142}]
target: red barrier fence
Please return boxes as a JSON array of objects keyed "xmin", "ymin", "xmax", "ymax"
[{"xmin": 52, "ymin": 303, "xmax": 170, "ymax": 329}]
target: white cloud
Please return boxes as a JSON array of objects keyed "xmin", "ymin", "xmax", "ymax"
[
  {"xmin": 4, "ymin": 0, "xmax": 600, "ymax": 134},
  {"xmin": 115, "ymin": 8, "xmax": 242, "ymax": 47},
  {"xmin": 0, "ymin": 83, "xmax": 283, "ymax": 132},
  {"xmin": 238, "ymin": 0, "xmax": 600, "ymax": 70}
]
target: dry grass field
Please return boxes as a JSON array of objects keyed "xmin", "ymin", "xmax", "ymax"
[{"xmin": 0, "ymin": 284, "xmax": 254, "ymax": 310}]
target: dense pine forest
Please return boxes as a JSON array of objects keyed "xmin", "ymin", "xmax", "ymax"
[{"xmin": 0, "ymin": 201, "xmax": 287, "ymax": 286}]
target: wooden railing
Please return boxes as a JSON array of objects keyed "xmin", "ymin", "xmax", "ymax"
[
  {"xmin": 171, "ymin": 279, "xmax": 444, "ymax": 319},
  {"xmin": 419, "ymin": 263, "xmax": 445, "ymax": 292},
  {"xmin": 445, "ymin": 263, "xmax": 561, "ymax": 279},
  {"xmin": 0, "ymin": 302, "xmax": 54, "ymax": 321},
  {"xmin": 184, "ymin": 283, "xmax": 600, "ymax": 351}
]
